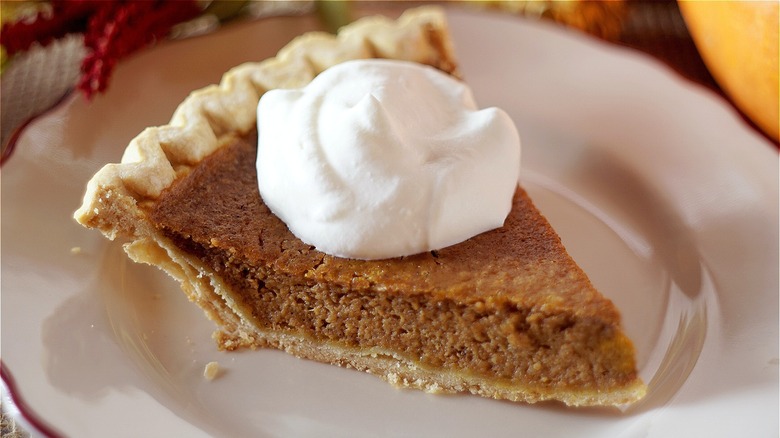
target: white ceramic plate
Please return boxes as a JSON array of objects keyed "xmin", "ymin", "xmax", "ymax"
[{"xmin": 2, "ymin": 8, "xmax": 777, "ymax": 438}]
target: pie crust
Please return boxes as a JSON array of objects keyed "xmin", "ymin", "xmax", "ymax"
[{"xmin": 75, "ymin": 6, "xmax": 646, "ymax": 407}]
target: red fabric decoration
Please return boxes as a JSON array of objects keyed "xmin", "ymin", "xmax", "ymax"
[{"xmin": 1, "ymin": 0, "xmax": 202, "ymax": 98}]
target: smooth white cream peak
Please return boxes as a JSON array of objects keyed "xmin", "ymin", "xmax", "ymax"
[{"xmin": 256, "ymin": 59, "xmax": 520, "ymax": 260}]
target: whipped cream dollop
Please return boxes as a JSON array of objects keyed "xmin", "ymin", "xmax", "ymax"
[{"xmin": 256, "ymin": 59, "xmax": 521, "ymax": 260}]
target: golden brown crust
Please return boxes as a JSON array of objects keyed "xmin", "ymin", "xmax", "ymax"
[
  {"xmin": 74, "ymin": 6, "xmax": 459, "ymax": 233},
  {"xmin": 74, "ymin": 6, "xmax": 646, "ymax": 407}
]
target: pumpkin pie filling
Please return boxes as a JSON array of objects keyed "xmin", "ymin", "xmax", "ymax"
[{"xmin": 145, "ymin": 131, "xmax": 641, "ymax": 401}]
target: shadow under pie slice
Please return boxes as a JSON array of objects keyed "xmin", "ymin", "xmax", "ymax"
[{"xmin": 74, "ymin": 6, "xmax": 646, "ymax": 407}]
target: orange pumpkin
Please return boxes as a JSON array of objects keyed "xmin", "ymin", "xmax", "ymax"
[{"xmin": 679, "ymin": 0, "xmax": 779, "ymax": 142}]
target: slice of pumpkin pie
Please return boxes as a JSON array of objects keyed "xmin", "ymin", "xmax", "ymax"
[{"xmin": 74, "ymin": 6, "xmax": 646, "ymax": 407}]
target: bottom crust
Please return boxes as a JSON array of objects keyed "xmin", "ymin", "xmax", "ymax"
[{"xmin": 124, "ymin": 236, "xmax": 645, "ymax": 407}]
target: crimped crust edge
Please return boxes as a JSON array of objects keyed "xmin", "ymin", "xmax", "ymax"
[{"xmin": 74, "ymin": 6, "xmax": 459, "ymax": 236}]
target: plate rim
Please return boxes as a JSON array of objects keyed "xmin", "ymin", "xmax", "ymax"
[{"xmin": 2, "ymin": 7, "xmax": 777, "ymax": 437}]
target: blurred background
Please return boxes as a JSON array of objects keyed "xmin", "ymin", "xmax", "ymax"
[{"xmin": 1, "ymin": 0, "xmax": 777, "ymax": 157}]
